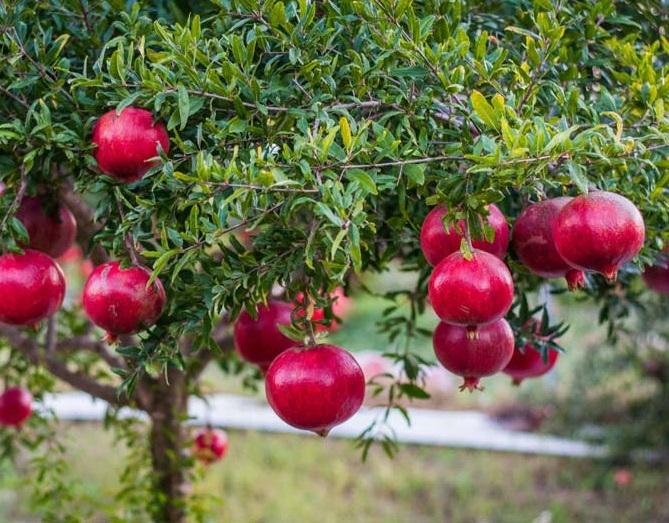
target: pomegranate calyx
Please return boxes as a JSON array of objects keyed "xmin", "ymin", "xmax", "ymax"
[
  {"xmin": 459, "ymin": 377, "xmax": 484, "ymax": 392},
  {"xmin": 566, "ymin": 269, "xmax": 585, "ymax": 291}
]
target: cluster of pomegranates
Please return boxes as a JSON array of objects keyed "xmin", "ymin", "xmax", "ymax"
[{"xmin": 422, "ymin": 191, "xmax": 645, "ymax": 391}]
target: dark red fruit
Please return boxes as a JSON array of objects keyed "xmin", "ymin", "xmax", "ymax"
[
  {"xmin": 433, "ymin": 319, "xmax": 514, "ymax": 391},
  {"xmin": 503, "ymin": 342, "xmax": 559, "ymax": 386},
  {"xmin": 0, "ymin": 250, "xmax": 65, "ymax": 325},
  {"xmin": 553, "ymin": 191, "xmax": 645, "ymax": 281},
  {"xmin": 512, "ymin": 197, "xmax": 585, "ymax": 290},
  {"xmin": 265, "ymin": 344, "xmax": 365, "ymax": 436},
  {"xmin": 428, "ymin": 249, "xmax": 514, "ymax": 334},
  {"xmin": 16, "ymin": 196, "xmax": 77, "ymax": 258},
  {"xmin": 420, "ymin": 204, "xmax": 509, "ymax": 266},
  {"xmin": 193, "ymin": 428, "xmax": 229, "ymax": 464},
  {"xmin": 92, "ymin": 106, "xmax": 170, "ymax": 183},
  {"xmin": 0, "ymin": 387, "xmax": 33, "ymax": 427},
  {"xmin": 82, "ymin": 261, "xmax": 166, "ymax": 337},
  {"xmin": 643, "ymin": 252, "xmax": 669, "ymax": 294},
  {"xmin": 234, "ymin": 301, "xmax": 298, "ymax": 372}
]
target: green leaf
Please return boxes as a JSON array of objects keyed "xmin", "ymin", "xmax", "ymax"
[
  {"xmin": 471, "ymin": 90, "xmax": 498, "ymax": 130},
  {"xmin": 177, "ymin": 86, "xmax": 189, "ymax": 130},
  {"xmin": 347, "ymin": 169, "xmax": 378, "ymax": 195}
]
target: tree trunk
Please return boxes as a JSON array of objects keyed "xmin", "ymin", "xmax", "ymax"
[{"xmin": 148, "ymin": 370, "xmax": 190, "ymax": 523}]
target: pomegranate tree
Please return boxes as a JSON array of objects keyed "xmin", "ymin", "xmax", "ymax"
[
  {"xmin": 0, "ymin": 387, "xmax": 33, "ymax": 428},
  {"xmin": 16, "ymin": 196, "xmax": 77, "ymax": 258},
  {"xmin": 192, "ymin": 428, "xmax": 229, "ymax": 464}
]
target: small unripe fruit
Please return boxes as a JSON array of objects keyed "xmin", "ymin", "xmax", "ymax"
[
  {"xmin": 0, "ymin": 387, "xmax": 33, "ymax": 427},
  {"xmin": 82, "ymin": 261, "xmax": 166, "ymax": 337},
  {"xmin": 0, "ymin": 250, "xmax": 65, "ymax": 325},
  {"xmin": 266, "ymin": 344, "xmax": 365, "ymax": 436},
  {"xmin": 192, "ymin": 428, "xmax": 229, "ymax": 464},
  {"xmin": 420, "ymin": 205, "xmax": 509, "ymax": 266},
  {"xmin": 16, "ymin": 196, "xmax": 77, "ymax": 258},
  {"xmin": 92, "ymin": 107, "xmax": 170, "ymax": 183}
]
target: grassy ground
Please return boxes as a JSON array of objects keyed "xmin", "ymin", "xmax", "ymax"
[{"xmin": 1, "ymin": 423, "xmax": 668, "ymax": 523}]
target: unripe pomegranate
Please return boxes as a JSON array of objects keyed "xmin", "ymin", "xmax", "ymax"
[
  {"xmin": 433, "ymin": 319, "xmax": 514, "ymax": 391},
  {"xmin": 428, "ymin": 249, "xmax": 514, "ymax": 335},
  {"xmin": 192, "ymin": 428, "xmax": 229, "ymax": 464},
  {"xmin": 0, "ymin": 250, "xmax": 65, "ymax": 325},
  {"xmin": 512, "ymin": 198, "xmax": 585, "ymax": 290},
  {"xmin": 503, "ymin": 343, "xmax": 559, "ymax": 386},
  {"xmin": 15, "ymin": 196, "xmax": 77, "ymax": 258},
  {"xmin": 420, "ymin": 205, "xmax": 509, "ymax": 266},
  {"xmin": 553, "ymin": 191, "xmax": 645, "ymax": 281},
  {"xmin": 234, "ymin": 301, "xmax": 298, "ymax": 372},
  {"xmin": 92, "ymin": 107, "xmax": 170, "ymax": 183},
  {"xmin": 0, "ymin": 387, "xmax": 33, "ymax": 427},
  {"xmin": 265, "ymin": 344, "xmax": 365, "ymax": 436},
  {"xmin": 82, "ymin": 261, "xmax": 166, "ymax": 337}
]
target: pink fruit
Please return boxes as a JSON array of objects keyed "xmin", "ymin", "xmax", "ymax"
[
  {"xmin": 92, "ymin": 107, "xmax": 170, "ymax": 183},
  {"xmin": 193, "ymin": 428, "xmax": 229, "ymax": 464},
  {"xmin": 512, "ymin": 197, "xmax": 585, "ymax": 290},
  {"xmin": 433, "ymin": 319, "xmax": 514, "ymax": 391},
  {"xmin": 428, "ymin": 249, "xmax": 514, "ymax": 335},
  {"xmin": 420, "ymin": 205, "xmax": 509, "ymax": 266},
  {"xmin": 265, "ymin": 344, "xmax": 365, "ymax": 436},
  {"xmin": 0, "ymin": 387, "xmax": 33, "ymax": 427},
  {"xmin": 82, "ymin": 261, "xmax": 166, "ymax": 337},
  {"xmin": 553, "ymin": 191, "xmax": 645, "ymax": 281},
  {"xmin": 234, "ymin": 301, "xmax": 298, "ymax": 372},
  {"xmin": 0, "ymin": 250, "xmax": 65, "ymax": 325},
  {"xmin": 16, "ymin": 196, "xmax": 77, "ymax": 258},
  {"xmin": 503, "ymin": 343, "xmax": 559, "ymax": 386}
]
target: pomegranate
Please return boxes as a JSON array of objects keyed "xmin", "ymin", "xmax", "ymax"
[
  {"xmin": 192, "ymin": 428, "xmax": 229, "ymax": 464},
  {"xmin": 420, "ymin": 204, "xmax": 509, "ymax": 266},
  {"xmin": 503, "ymin": 343, "xmax": 559, "ymax": 385},
  {"xmin": 0, "ymin": 250, "xmax": 65, "ymax": 325},
  {"xmin": 433, "ymin": 319, "xmax": 514, "ymax": 391},
  {"xmin": 643, "ymin": 251, "xmax": 669, "ymax": 294},
  {"xmin": 512, "ymin": 198, "xmax": 585, "ymax": 290},
  {"xmin": 295, "ymin": 287, "xmax": 352, "ymax": 332},
  {"xmin": 0, "ymin": 387, "xmax": 33, "ymax": 427},
  {"xmin": 15, "ymin": 196, "xmax": 77, "ymax": 259},
  {"xmin": 92, "ymin": 106, "xmax": 170, "ymax": 183},
  {"xmin": 82, "ymin": 261, "xmax": 166, "ymax": 337},
  {"xmin": 553, "ymin": 191, "xmax": 645, "ymax": 281},
  {"xmin": 265, "ymin": 344, "xmax": 365, "ymax": 436},
  {"xmin": 428, "ymin": 249, "xmax": 514, "ymax": 335},
  {"xmin": 234, "ymin": 301, "xmax": 298, "ymax": 372}
]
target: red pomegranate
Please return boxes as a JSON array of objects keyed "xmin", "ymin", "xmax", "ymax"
[
  {"xmin": 643, "ymin": 252, "xmax": 669, "ymax": 294},
  {"xmin": 428, "ymin": 249, "xmax": 514, "ymax": 335},
  {"xmin": 92, "ymin": 106, "xmax": 170, "ymax": 183},
  {"xmin": 553, "ymin": 191, "xmax": 645, "ymax": 281},
  {"xmin": 192, "ymin": 428, "xmax": 229, "ymax": 464},
  {"xmin": 512, "ymin": 198, "xmax": 585, "ymax": 290},
  {"xmin": 0, "ymin": 387, "xmax": 33, "ymax": 427},
  {"xmin": 420, "ymin": 205, "xmax": 509, "ymax": 266},
  {"xmin": 0, "ymin": 250, "xmax": 65, "ymax": 325},
  {"xmin": 295, "ymin": 287, "xmax": 352, "ymax": 332},
  {"xmin": 234, "ymin": 301, "xmax": 298, "ymax": 372},
  {"xmin": 82, "ymin": 261, "xmax": 166, "ymax": 337},
  {"xmin": 503, "ymin": 343, "xmax": 559, "ymax": 385},
  {"xmin": 433, "ymin": 319, "xmax": 514, "ymax": 391},
  {"xmin": 16, "ymin": 196, "xmax": 77, "ymax": 258},
  {"xmin": 265, "ymin": 344, "xmax": 365, "ymax": 436}
]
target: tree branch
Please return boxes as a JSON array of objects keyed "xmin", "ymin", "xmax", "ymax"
[{"xmin": 56, "ymin": 335, "xmax": 126, "ymax": 370}]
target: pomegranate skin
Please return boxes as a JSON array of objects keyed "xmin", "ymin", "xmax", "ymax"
[
  {"xmin": 92, "ymin": 107, "xmax": 170, "ymax": 183},
  {"xmin": 16, "ymin": 196, "xmax": 77, "ymax": 258},
  {"xmin": 433, "ymin": 319, "xmax": 514, "ymax": 391},
  {"xmin": 420, "ymin": 205, "xmax": 510, "ymax": 266},
  {"xmin": 265, "ymin": 344, "xmax": 365, "ymax": 436},
  {"xmin": 512, "ymin": 198, "xmax": 585, "ymax": 290},
  {"xmin": 553, "ymin": 191, "xmax": 645, "ymax": 280},
  {"xmin": 0, "ymin": 250, "xmax": 65, "ymax": 325},
  {"xmin": 193, "ymin": 428, "xmax": 229, "ymax": 464},
  {"xmin": 82, "ymin": 261, "xmax": 166, "ymax": 336},
  {"xmin": 234, "ymin": 301, "xmax": 298, "ymax": 370},
  {"xmin": 0, "ymin": 387, "xmax": 33, "ymax": 427},
  {"xmin": 428, "ymin": 249, "xmax": 514, "ymax": 330},
  {"xmin": 503, "ymin": 344, "xmax": 559, "ymax": 385},
  {"xmin": 643, "ymin": 257, "xmax": 669, "ymax": 294}
]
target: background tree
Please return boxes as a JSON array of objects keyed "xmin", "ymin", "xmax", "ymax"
[{"xmin": 1, "ymin": 0, "xmax": 669, "ymax": 521}]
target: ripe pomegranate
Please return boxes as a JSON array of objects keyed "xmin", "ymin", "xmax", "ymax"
[
  {"xmin": 512, "ymin": 198, "xmax": 585, "ymax": 290},
  {"xmin": 420, "ymin": 205, "xmax": 509, "ymax": 266},
  {"xmin": 15, "ymin": 196, "xmax": 77, "ymax": 259},
  {"xmin": 553, "ymin": 191, "xmax": 645, "ymax": 281},
  {"xmin": 234, "ymin": 301, "xmax": 298, "ymax": 372},
  {"xmin": 295, "ymin": 287, "xmax": 352, "ymax": 332},
  {"xmin": 0, "ymin": 250, "xmax": 65, "ymax": 325},
  {"xmin": 82, "ymin": 261, "xmax": 166, "ymax": 338},
  {"xmin": 92, "ymin": 106, "xmax": 170, "ymax": 183},
  {"xmin": 192, "ymin": 428, "xmax": 229, "ymax": 464},
  {"xmin": 433, "ymin": 319, "xmax": 514, "ymax": 391},
  {"xmin": 0, "ymin": 387, "xmax": 33, "ymax": 427},
  {"xmin": 265, "ymin": 344, "xmax": 365, "ymax": 436},
  {"xmin": 503, "ymin": 343, "xmax": 559, "ymax": 386},
  {"xmin": 643, "ymin": 251, "xmax": 669, "ymax": 294},
  {"xmin": 428, "ymin": 249, "xmax": 514, "ymax": 335}
]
